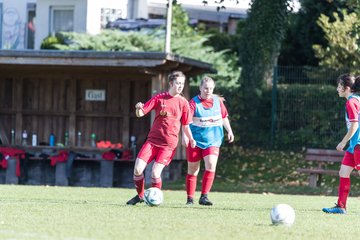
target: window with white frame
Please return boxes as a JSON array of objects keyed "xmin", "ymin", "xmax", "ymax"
[
  {"xmin": 50, "ymin": 6, "xmax": 74, "ymax": 35},
  {"xmin": 26, "ymin": 3, "xmax": 36, "ymax": 49}
]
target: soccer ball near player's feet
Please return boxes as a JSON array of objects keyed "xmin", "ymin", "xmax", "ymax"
[
  {"xmin": 270, "ymin": 204, "xmax": 295, "ymax": 226},
  {"xmin": 144, "ymin": 187, "xmax": 164, "ymax": 207}
]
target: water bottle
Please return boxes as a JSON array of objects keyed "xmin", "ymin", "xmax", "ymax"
[
  {"xmin": 64, "ymin": 132, "xmax": 70, "ymax": 147},
  {"xmin": 77, "ymin": 131, "xmax": 82, "ymax": 147},
  {"xmin": 90, "ymin": 133, "xmax": 96, "ymax": 148},
  {"xmin": 49, "ymin": 133, "xmax": 55, "ymax": 146},
  {"xmin": 130, "ymin": 135, "xmax": 136, "ymax": 158},
  {"xmin": 11, "ymin": 129, "xmax": 15, "ymax": 145},
  {"xmin": 32, "ymin": 133, "xmax": 37, "ymax": 146},
  {"xmin": 22, "ymin": 130, "xmax": 28, "ymax": 146}
]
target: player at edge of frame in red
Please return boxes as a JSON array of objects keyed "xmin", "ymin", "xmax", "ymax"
[{"xmin": 323, "ymin": 74, "xmax": 360, "ymax": 214}]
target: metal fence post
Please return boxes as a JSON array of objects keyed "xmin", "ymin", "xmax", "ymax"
[{"xmin": 270, "ymin": 65, "xmax": 278, "ymax": 147}]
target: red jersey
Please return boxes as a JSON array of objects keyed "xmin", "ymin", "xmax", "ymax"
[
  {"xmin": 346, "ymin": 97, "xmax": 360, "ymax": 123},
  {"xmin": 189, "ymin": 95, "xmax": 229, "ymax": 118},
  {"xmin": 345, "ymin": 95, "xmax": 360, "ymax": 153},
  {"xmin": 142, "ymin": 92, "xmax": 191, "ymax": 149}
]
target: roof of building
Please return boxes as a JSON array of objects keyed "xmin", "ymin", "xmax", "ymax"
[{"xmin": 0, "ymin": 50, "xmax": 216, "ymax": 77}]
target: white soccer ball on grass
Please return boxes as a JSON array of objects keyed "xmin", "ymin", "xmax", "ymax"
[
  {"xmin": 144, "ymin": 187, "xmax": 164, "ymax": 207},
  {"xmin": 270, "ymin": 203, "xmax": 295, "ymax": 226}
]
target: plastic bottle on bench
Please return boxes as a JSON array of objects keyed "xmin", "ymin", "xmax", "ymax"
[
  {"xmin": 77, "ymin": 131, "xmax": 82, "ymax": 147},
  {"xmin": 22, "ymin": 130, "xmax": 28, "ymax": 146},
  {"xmin": 49, "ymin": 133, "xmax": 55, "ymax": 147},
  {"xmin": 11, "ymin": 129, "xmax": 15, "ymax": 145},
  {"xmin": 130, "ymin": 135, "xmax": 137, "ymax": 158},
  {"xmin": 90, "ymin": 133, "xmax": 97, "ymax": 148},
  {"xmin": 32, "ymin": 133, "xmax": 37, "ymax": 146},
  {"xmin": 64, "ymin": 132, "xmax": 70, "ymax": 147}
]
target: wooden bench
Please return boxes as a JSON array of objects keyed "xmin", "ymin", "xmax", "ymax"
[
  {"xmin": 297, "ymin": 148, "xmax": 358, "ymax": 188},
  {"xmin": 1, "ymin": 145, "xmax": 184, "ymax": 187},
  {"xmin": 25, "ymin": 151, "xmax": 135, "ymax": 187},
  {"xmin": 0, "ymin": 146, "xmax": 135, "ymax": 187}
]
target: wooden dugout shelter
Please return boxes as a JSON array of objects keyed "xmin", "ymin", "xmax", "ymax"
[{"xmin": 0, "ymin": 50, "xmax": 215, "ymax": 160}]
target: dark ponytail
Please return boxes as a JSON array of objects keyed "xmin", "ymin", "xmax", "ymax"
[
  {"xmin": 352, "ymin": 76, "xmax": 360, "ymax": 93},
  {"xmin": 337, "ymin": 74, "xmax": 355, "ymax": 89}
]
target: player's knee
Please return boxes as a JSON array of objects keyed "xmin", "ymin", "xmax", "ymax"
[
  {"xmin": 205, "ymin": 163, "xmax": 216, "ymax": 172},
  {"xmin": 187, "ymin": 169, "xmax": 199, "ymax": 176},
  {"xmin": 134, "ymin": 168, "xmax": 143, "ymax": 176},
  {"xmin": 187, "ymin": 165, "xmax": 200, "ymax": 175},
  {"xmin": 338, "ymin": 169, "xmax": 351, "ymax": 178},
  {"xmin": 133, "ymin": 164, "xmax": 144, "ymax": 176},
  {"xmin": 151, "ymin": 165, "xmax": 164, "ymax": 178},
  {"xmin": 151, "ymin": 169, "xmax": 162, "ymax": 179}
]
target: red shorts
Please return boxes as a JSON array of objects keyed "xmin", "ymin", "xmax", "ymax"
[
  {"xmin": 342, "ymin": 148, "xmax": 360, "ymax": 168},
  {"xmin": 186, "ymin": 146, "xmax": 220, "ymax": 162},
  {"xmin": 137, "ymin": 141, "xmax": 176, "ymax": 166}
]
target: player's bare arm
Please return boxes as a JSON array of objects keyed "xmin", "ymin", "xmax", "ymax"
[
  {"xmin": 223, "ymin": 117, "xmax": 234, "ymax": 143},
  {"xmin": 183, "ymin": 125, "xmax": 196, "ymax": 148},
  {"xmin": 337, "ymin": 122, "xmax": 358, "ymax": 151},
  {"xmin": 181, "ymin": 126, "xmax": 189, "ymax": 147}
]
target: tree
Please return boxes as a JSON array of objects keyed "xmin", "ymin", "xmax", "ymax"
[
  {"xmin": 278, "ymin": 0, "xmax": 350, "ymax": 66},
  {"xmin": 170, "ymin": 4, "xmax": 240, "ymax": 87},
  {"xmin": 313, "ymin": 10, "xmax": 360, "ymax": 73},
  {"xmin": 238, "ymin": 0, "xmax": 289, "ymax": 90},
  {"xmin": 192, "ymin": 0, "xmax": 292, "ymax": 86}
]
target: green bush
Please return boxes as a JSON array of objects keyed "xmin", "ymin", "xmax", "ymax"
[{"xmin": 40, "ymin": 35, "xmax": 63, "ymax": 49}]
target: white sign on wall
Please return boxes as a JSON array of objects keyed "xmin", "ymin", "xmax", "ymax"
[{"xmin": 85, "ymin": 89, "xmax": 106, "ymax": 101}]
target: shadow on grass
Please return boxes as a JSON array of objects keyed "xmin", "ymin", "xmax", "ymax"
[
  {"xmin": 164, "ymin": 178, "xmax": 344, "ymax": 196},
  {"xmin": 167, "ymin": 147, "xmax": 360, "ymax": 196}
]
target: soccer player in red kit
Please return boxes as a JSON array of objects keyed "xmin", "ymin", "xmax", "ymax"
[
  {"xmin": 183, "ymin": 76, "xmax": 234, "ymax": 206},
  {"xmin": 126, "ymin": 71, "xmax": 196, "ymax": 205},
  {"xmin": 323, "ymin": 74, "xmax": 360, "ymax": 214}
]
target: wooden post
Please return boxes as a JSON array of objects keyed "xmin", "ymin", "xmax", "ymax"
[
  {"xmin": 55, "ymin": 162, "xmax": 69, "ymax": 186},
  {"xmin": 15, "ymin": 78, "xmax": 23, "ymax": 145},
  {"xmin": 144, "ymin": 161, "xmax": 154, "ymax": 187},
  {"xmin": 151, "ymin": 73, "xmax": 167, "ymax": 123},
  {"xmin": 121, "ymin": 83, "xmax": 130, "ymax": 148},
  {"xmin": 69, "ymin": 79, "xmax": 77, "ymax": 147},
  {"xmin": 100, "ymin": 160, "xmax": 114, "ymax": 187},
  {"xmin": 5, "ymin": 157, "xmax": 18, "ymax": 184},
  {"xmin": 309, "ymin": 174, "xmax": 318, "ymax": 188}
]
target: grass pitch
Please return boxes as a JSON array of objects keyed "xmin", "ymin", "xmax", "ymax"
[{"xmin": 0, "ymin": 185, "xmax": 359, "ymax": 240}]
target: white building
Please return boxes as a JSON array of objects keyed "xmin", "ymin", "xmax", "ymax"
[
  {"xmin": 0, "ymin": 0, "xmax": 248, "ymax": 50},
  {"xmin": 0, "ymin": 0, "xmax": 128, "ymax": 50}
]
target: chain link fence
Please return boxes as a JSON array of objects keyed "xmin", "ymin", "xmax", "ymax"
[{"xmin": 271, "ymin": 66, "xmax": 349, "ymax": 150}]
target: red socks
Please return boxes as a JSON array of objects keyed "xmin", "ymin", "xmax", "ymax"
[
  {"xmin": 186, "ymin": 174, "xmax": 197, "ymax": 198},
  {"xmin": 186, "ymin": 171, "xmax": 216, "ymax": 198},
  {"xmin": 151, "ymin": 177, "xmax": 162, "ymax": 189},
  {"xmin": 338, "ymin": 177, "xmax": 351, "ymax": 209},
  {"xmin": 201, "ymin": 170, "xmax": 215, "ymax": 195},
  {"xmin": 134, "ymin": 175, "xmax": 162, "ymax": 198},
  {"xmin": 134, "ymin": 174, "xmax": 144, "ymax": 198}
]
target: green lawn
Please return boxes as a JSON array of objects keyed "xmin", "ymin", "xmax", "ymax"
[{"xmin": 0, "ymin": 185, "xmax": 360, "ymax": 240}]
